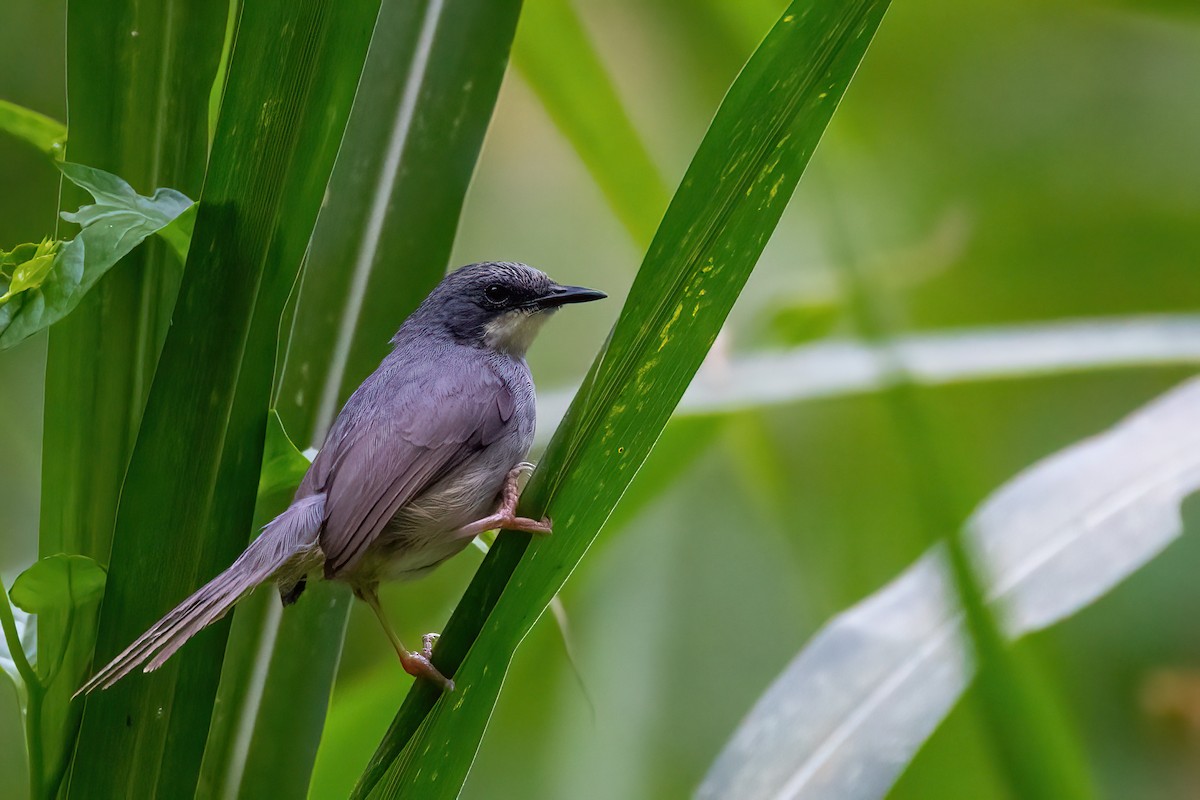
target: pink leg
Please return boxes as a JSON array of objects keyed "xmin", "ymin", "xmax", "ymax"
[
  {"xmin": 454, "ymin": 464, "xmax": 552, "ymax": 539},
  {"xmin": 361, "ymin": 589, "xmax": 454, "ymax": 691}
]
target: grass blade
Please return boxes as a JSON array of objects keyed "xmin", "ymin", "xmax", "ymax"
[
  {"xmin": 699, "ymin": 374, "xmax": 1200, "ymax": 800},
  {"xmin": 353, "ymin": 2, "xmax": 892, "ymax": 796},
  {"xmin": 198, "ymin": 1, "xmax": 525, "ymax": 796},
  {"xmin": 512, "ymin": 0, "xmax": 670, "ymax": 246},
  {"xmin": 67, "ymin": 1, "xmax": 381, "ymax": 795}
]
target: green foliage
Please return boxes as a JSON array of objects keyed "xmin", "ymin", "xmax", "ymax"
[
  {"xmin": 255, "ymin": 411, "xmax": 312, "ymax": 502},
  {"xmin": 69, "ymin": 1, "xmax": 382, "ymax": 796},
  {"xmin": 0, "ymin": 99, "xmax": 65, "ymax": 160},
  {"xmin": 205, "ymin": 3, "xmax": 526, "ymax": 797},
  {"xmin": 0, "ymin": 163, "xmax": 192, "ymax": 350},
  {"xmin": 353, "ymin": 2, "xmax": 892, "ymax": 796},
  {"xmin": 8, "ymin": 555, "xmax": 106, "ymax": 617},
  {"xmin": 2, "ymin": 0, "xmax": 1199, "ymax": 798},
  {"xmin": 512, "ymin": 0, "xmax": 670, "ymax": 247}
]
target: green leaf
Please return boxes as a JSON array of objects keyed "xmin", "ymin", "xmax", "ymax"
[
  {"xmin": 0, "ymin": 163, "xmax": 194, "ymax": 350},
  {"xmin": 203, "ymin": 2, "xmax": 526, "ymax": 797},
  {"xmin": 512, "ymin": 0, "xmax": 670, "ymax": 247},
  {"xmin": 353, "ymin": 1, "xmax": 892, "ymax": 796},
  {"xmin": 35, "ymin": 0, "xmax": 226, "ymax": 795},
  {"xmin": 255, "ymin": 410, "xmax": 311, "ymax": 502},
  {"xmin": 9, "ymin": 555, "xmax": 106, "ymax": 616},
  {"xmin": 0, "ymin": 239, "xmax": 59, "ymax": 302},
  {"xmin": 0, "ymin": 98, "xmax": 66, "ymax": 159},
  {"xmin": 68, "ymin": 0, "xmax": 382, "ymax": 796},
  {"xmin": 156, "ymin": 202, "xmax": 198, "ymax": 265}
]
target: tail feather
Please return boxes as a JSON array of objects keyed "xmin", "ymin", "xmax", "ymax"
[{"xmin": 76, "ymin": 494, "xmax": 325, "ymax": 696}]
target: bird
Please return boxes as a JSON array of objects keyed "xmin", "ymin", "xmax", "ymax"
[{"xmin": 77, "ymin": 261, "xmax": 606, "ymax": 694}]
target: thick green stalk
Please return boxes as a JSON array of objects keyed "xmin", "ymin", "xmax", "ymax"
[
  {"xmin": 817, "ymin": 164, "xmax": 1095, "ymax": 799},
  {"xmin": 0, "ymin": 578, "xmax": 41, "ymax": 800}
]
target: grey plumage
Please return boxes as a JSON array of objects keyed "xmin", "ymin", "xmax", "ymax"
[{"xmin": 78, "ymin": 262, "xmax": 604, "ymax": 695}]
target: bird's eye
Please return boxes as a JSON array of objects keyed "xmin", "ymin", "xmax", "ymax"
[{"xmin": 483, "ymin": 285, "xmax": 510, "ymax": 305}]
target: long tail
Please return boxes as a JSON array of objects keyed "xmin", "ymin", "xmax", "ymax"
[{"xmin": 76, "ymin": 494, "xmax": 326, "ymax": 696}]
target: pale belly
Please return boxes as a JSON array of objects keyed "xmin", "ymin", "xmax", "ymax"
[{"xmin": 351, "ymin": 456, "xmax": 511, "ymax": 586}]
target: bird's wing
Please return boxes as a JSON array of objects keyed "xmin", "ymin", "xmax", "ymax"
[{"xmin": 316, "ymin": 358, "xmax": 516, "ymax": 577}]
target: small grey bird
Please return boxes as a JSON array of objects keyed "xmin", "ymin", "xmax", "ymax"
[{"xmin": 78, "ymin": 262, "xmax": 605, "ymax": 694}]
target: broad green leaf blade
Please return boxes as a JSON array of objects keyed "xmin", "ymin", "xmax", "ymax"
[
  {"xmin": 200, "ymin": 2, "xmax": 525, "ymax": 797},
  {"xmin": 0, "ymin": 99, "xmax": 66, "ymax": 160},
  {"xmin": 37, "ymin": 1, "xmax": 224, "ymax": 795},
  {"xmin": 68, "ymin": 0, "xmax": 381, "ymax": 796},
  {"xmin": 512, "ymin": 0, "xmax": 670, "ymax": 247},
  {"xmin": 0, "ymin": 164, "xmax": 193, "ymax": 350},
  {"xmin": 9, "ymin": 556, "xmax": 106, "ymax": 616},
  {"xmin": 699, "ymin": 374, "xmax": 1200, "ymax": 800},
  {"xmin": 354, "ymin": 2, "xmax": 892, "ymax": 796}
]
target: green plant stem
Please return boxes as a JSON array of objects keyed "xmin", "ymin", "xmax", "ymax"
[
  {"xmin": 817, "ymin": 164, "xmax": 1094, "ymax": 799},
  {"xmin": 1, "ymin": 576, "xmax": 44, "ymax": 800}
]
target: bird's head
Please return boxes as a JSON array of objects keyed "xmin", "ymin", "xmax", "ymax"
[{"xmin": 412, "ymin": 262, "xmax": 606, "ymax": 357}]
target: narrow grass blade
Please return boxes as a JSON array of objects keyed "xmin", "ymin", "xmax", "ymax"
[
  {"xmin": 512, "ymin": 0, "xmax": 670, "ymax": 246},
  {"xmin": 67, "ymin": 1, "xmax": 381, "ymax": 796},
  {"xmin": 197, "ymin": 2, "xmax": 525, "ymax": 797},
  {"xmin": 353, "ymin": 2, "xmax": 892, "ymax": 797},
  {"xmin": 699, "ymin": 374, "xmax": 1200, "ymax": 800}
]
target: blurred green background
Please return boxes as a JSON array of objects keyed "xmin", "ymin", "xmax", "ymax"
[{"xmin": 3, "ymin": 0, "xmax": 1199, "ymax": 798}]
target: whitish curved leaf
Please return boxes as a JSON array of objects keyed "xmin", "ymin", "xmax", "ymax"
[
  {"xmin": 536, "ymin": 314, "xmax": 1200, "ymax": 443},
  {"xmin": 699, "ymin": 374, "xmax": 1200, "ymax": 800}
]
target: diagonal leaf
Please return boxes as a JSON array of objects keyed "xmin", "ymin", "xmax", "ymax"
[
  {"xmin": 698, "ymin": 374, "xmax": 1200, "ymax": 800},
  {"xmin": 512, "ymin": 0, "xmax": 670, "ymax": 247},
  {"xmin": 198, "ymin": 2, "xmax": 526, "ymax": 797},
  {"xmin": 68, "ymin": 0, "xmax": 382, "ymax": 796},
  {"xmin": 353, "ymin": 1, "xmax": 892, "ymax": 796},
  {"xmin": 0, "ymin": 99, "xmax": 66, "ymax": 160}
]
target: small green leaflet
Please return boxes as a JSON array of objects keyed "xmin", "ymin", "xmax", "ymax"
[
  {"xmin": 9, "ymin": 554, "xmax": 107, "ymax": 616},
  {"xmin": 0, "ymin": 162, "xmax": 195, "ymax": 350},
  {"xmin": 257, "ymin": 410, "xmax": 314, "ymax": 501}
]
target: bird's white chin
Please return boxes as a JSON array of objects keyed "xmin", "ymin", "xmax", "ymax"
[{"xmin": 483, "ymin": 308, "xmax": 553, "ymax": 356}]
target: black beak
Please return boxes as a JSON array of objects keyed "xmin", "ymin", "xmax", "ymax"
[{"xmin": 535, "ymin": 284, "xmax": 607, "ymax": 310}]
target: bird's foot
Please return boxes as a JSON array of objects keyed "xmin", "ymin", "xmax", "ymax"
[
  {"xmin": 453, "ymin": 465, "xmax": 552, "ymax": 539},
  {"xmin": 399, "ymin": 634, "xmax": 454, "ymax": 691}
]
